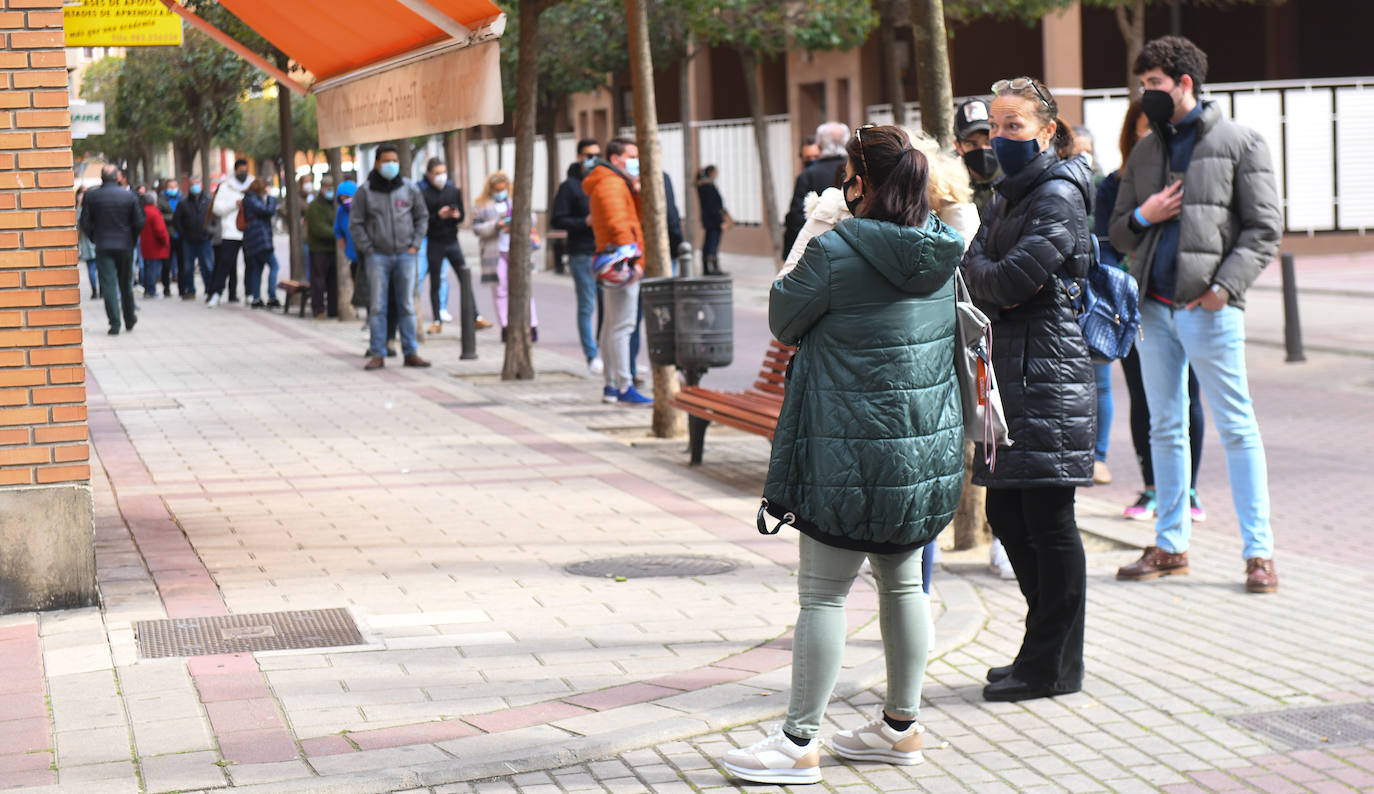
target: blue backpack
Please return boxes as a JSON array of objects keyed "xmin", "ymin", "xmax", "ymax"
[{"xmin": 1066, "ymin": 236, "xmax": 1142, "ymax": 364}]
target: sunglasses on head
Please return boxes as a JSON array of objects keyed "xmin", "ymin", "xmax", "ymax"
[
  {"xmin": 853, "ymin": 123, "xmax": 877, "ymax": 177},
  {"xmin": 992, "ymin": 78, "xmax": 1052, "ymax": 110}
]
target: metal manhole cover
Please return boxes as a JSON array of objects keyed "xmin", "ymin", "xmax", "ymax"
[
  {"xmin": 565, "ymin": 555, "xmax": 738, "ymax": 579},
  {"xmin": 1230, "ymin": 703, "xmax": 1374, "ymax": 749},
  {"xmin": 135, "ymin": 608, "xmax": 364, "ymax": 658}
]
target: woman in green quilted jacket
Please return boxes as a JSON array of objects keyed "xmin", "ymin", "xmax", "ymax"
[{"xmin": 721, "ymin": 125, "xmax": 965, "ymax": 786}]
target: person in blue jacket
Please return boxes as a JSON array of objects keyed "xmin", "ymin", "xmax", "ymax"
[{"xmin": 334, "ymin": 179, "xmax": 363, "ymax": 312}]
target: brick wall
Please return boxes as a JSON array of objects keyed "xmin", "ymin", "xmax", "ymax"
[{"xmin": 0, "ymin": 0, "xmax": 89, "ymax": 489}]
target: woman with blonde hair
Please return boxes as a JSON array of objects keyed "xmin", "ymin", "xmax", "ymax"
[{"xmin": 472, "ymin": 171, "xmax": 539, "ymax": 341}]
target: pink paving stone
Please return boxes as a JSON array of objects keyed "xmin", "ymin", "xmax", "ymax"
[
  {"xmin": 205, "ymin": 698, "xmax": 286, "ymax": 735},
  {"xmin": 194, "ymin": 672, "xmax": 272, "ymax": 702},
  {"xmin": 1242, "ymin": 774, "xmax": 1305, "ymax": 794},
  {"xmin": 165, "ymin": 599, "xmax": 231, "ymax": 619},
  {"xmin": 1307, "ymin": 782, "xmax": 1360, "ymax": 794},
  {"xmin": 189, "ymin": 653, "xmax": 259, "ymax": 676},
  {"xmin": 0, "ymin": 677, "xmax": 42, "ymax": 696},
  {"xmin": 0, "ymin": 769, "xmax": 55, "ymax": 789},
  {"xmin": 1188, "ymin": 770, "xmax": 1247, "ymax": 790},
  {"xmin": 463, "ymin": 701, "xmax": 591, "ymax": 734},
  {"xmin": 0, "ymin": 751, "xmax": 52, "ymax": 773},
  {"xmin": 1290, "ymin": 749, "xmax": 1352, "ymax": 770},
  {"xmin": 0, "ymin": 718, "xmax": 49, "ymax": 755},
  {"xmin": 217, "ymin": 729, "xmax": 298, "ymax": 764},
  {"xmin": 713, "ymin": 647, "xmax": 793, "ymax": 673},
  {"xmin": 0, "ymin": 693, "xmax": 47, "ymax": 721},
  {"xmin": 0, "ymin": 626, "xmax": 33, "ymax": 641},
  {"xmin": 347, "ymin": 720, "xmax": 480, "ymax": 750},
  {"xmin": 1160, "ymin": 785, "xmax": 1206, "ymax": 794},
  {"xmin": 1270, "ymin": 762, "xmax": 1330, "ymax": 782},
  {"xmin": 300, "ymin": 735, "xmax": 355, "ymax": 757},
  {"xmin": 1329, "ymin": 766, "xmax": 1374, "ymax": 786},
  {"xmin": 563, "ymin": 683, "xmax": 681, "ymax": 712},
  {"xmin": 647, "ymin": 666, "xmax": 754, "ymax": 691}
]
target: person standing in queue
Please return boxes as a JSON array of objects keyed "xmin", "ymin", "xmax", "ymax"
[{"xmin": 962, "ymin": 77, "xmax": 1095, "ymax": 703}]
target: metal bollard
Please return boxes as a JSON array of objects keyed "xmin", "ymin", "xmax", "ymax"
[
  {"xmin": 676, "ymin": 241, "xmax": 694, "ymax": 279},
  {"xmin": 1280, "ymin": 251, "xmax": 1306, "ymax": 363}
]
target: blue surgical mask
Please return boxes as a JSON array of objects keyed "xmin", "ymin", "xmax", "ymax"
[
  {"xmin": 190, "ymin": 185, "xmax": 202, "ymax": 196},
  {"xmin": 582, "ymin": 156, "xmax": 597, "ymax": 173},
  {"xmin": 625, "ymin": 158, "xmax": 640, "ymax": 178},
  {"xmin": 379, "ymin": 162, "xmax": 400, "ymax": 180},
  {"xmin": 322, "ymin": 189, "xmax": 334, "ymax": 201},
  {"xmin": 493, "ymin": 190, "xmax": 509, "ymax": 202},
  {"xmin": 165, "ymin": 189, "xmax": 178, "ymax": 197},
  {"xmin": 990, "ymin": 136, "xmax": 1043, "ymax": 177}
]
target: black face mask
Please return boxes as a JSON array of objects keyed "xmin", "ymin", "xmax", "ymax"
[
  {"xmin": 842, "ymin": 176, "xmax": 863, "ymax": 216},
  {"xmin": 1141, "ymin": 89, "xmax": 1176, "ymax": 127},
  {"xmin": 235, "ymin": 171, "xmax": 249, "ymax": 182},
  {"xmin": 962, "ymin": 148, "xmax": 999, "ymax": 180}
]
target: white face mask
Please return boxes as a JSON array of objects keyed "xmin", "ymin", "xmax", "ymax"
[{"xmin": 431, "ymin": 173, "xmax": 447, "ymax": 188}]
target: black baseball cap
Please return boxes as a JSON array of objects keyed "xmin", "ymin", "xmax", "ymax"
[{"xmin": 955, "ymin": 98, "xmax": 991, "ymax": 139}]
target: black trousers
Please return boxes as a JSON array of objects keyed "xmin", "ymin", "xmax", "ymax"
[
  {"xmin": 162, "ymin": 239, "xmax": 178, "ymax": 294},
  {"xmin": 1121, "ymin": 347, "xmax": 1204, "ymax": 489},
  {"xmin": 210, "ymin": 239, "xmax": 242, "ymax": 297},
  {"xmin": 426, "ymin": 238, "xmax": 477, "ymax": 357},
  {"xmin": 985, "ymin": 486, "xmax": 1085, "ymax": 692},
  {"xmin": 308, "ymin": 250, "xmax": 338, "ymax": 317}
]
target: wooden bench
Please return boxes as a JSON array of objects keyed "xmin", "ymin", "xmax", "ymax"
[
  {"xmin": 278, "ymin": 279, "xmax": 309, "ymax": 317},
  {"xmin": 670, "ymin": 340, "xmax": 796, "ymax": 465}
]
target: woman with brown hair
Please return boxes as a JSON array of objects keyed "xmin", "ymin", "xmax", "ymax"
[
  {"xmin": 720, "ymin": 125, "xmax": 965, "ymax": 785},
  {"xmin": 962, "ymin": 77, "xmax": 1095, "ymax": 703},
  {"xmin": 1100, "ymin": 102, "xmax": 1208, "ymax": 523}
]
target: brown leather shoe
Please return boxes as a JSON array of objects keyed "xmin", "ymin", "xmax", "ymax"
[
  {"xmin": 1245, "ymin": 558, "xmax": 1278, "ymax": 593},
  {"xmin": 474, "ymin": 317, "xmax": 493, "ymax": 330},
  {"xmin": 364, "ymin": 356, "xmax": 384, "ymax": 370},
  {"xmin": 1116, "ymin": 546, "xmax": 1189, "ymax": 580},
  {"xmin": 403, "ymin": 353, "xmax": 431, "ymax": 368}
]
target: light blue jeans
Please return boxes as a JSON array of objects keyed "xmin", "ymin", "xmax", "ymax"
[
  {"xmin": 367, "ymin": 252, "xmax": 418, "ymax": 357},
  {"xmin": 568, "ymin": 253, "xmax": 598, "ymax": 362},
  {"xmin": 1137, "ymin": 301, "xmax": 1272, "ymax": 559},
  {"xmin": 784, "ymin": 534, "xmax": 930, "ymax": 739},
  {"xmin": 1094, "ymin": 363, "xmax": 1113, "ymax": 461}
]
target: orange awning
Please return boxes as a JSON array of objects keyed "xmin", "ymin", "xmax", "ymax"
[{"xmin": 216, "ymin": 0, "xmax": 504, "ymax": 82}]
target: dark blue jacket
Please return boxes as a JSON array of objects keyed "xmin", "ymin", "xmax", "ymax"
[
  {"xmin": 550, "ymin": 163, "xmax": 595, "ymax": 254},
  {"xmin": 242, "ymin": 192, "xmax": 277, "ymax": 257}
]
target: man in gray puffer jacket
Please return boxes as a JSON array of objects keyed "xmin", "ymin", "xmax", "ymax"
[{"xmin": 1109, "ymin": 36, "xmax": 1282, "ymax": 594}]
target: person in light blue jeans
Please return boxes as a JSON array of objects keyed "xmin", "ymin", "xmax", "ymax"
[
  {"xmin": 1093, "ymin": 362, "xmax": 1113, "ymax": 477},
  {"xmin": 367, "ymin": 252, "xmax": 419, "ymax": 358}
]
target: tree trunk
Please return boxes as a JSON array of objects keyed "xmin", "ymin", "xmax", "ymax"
[
  {"xmin": 395, "ymin": 137, "xmax": 414, "ymax": 179},
  {"xmin": 197, "ymin": 132, "xmax": 212, "ymax": 184},
  {"xmin": 327, "ymin": 147, "xmax": 354, "ymax": 322},
  {"xmin": 1115, "ymin": 0, "xmax": 1147, "ymax": 102},
  {"xmin": 909, "ymin": 0, "xmax": 955, "ymax": 149},
  {"xmin": 502, "ymin": 0, "xmax": 540, "ymax": 380},
  {"xmin": 540, "ymin": 102, "xmax": 559, "ymax": 271},
  {"xmin": 610, "ymin": 71, "xmax": 626, "ymax": 134},
  {"xmin": 278, "ymin": 62, "xmax": 304, "ymax": 282},
  {"xmin": 880, "ymin": 13, "xmax": 907, "ymax": 128},
  {"xmin": 952, "ymin": 441, "xmax": 990, "ymax": 550},
  {"xmin": 678, "ymin": 36, "xmax": 697, "ymax": 276},
  {"xmin": 737, "ymin": 47, "xmax": 782, "ymax": 263},
  {"xmin": 627, "ymin": 0, "xmax": 684, "ymax": 438}
]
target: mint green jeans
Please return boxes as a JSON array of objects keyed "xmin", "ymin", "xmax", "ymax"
[{"xmin": 783, "ymin": 534, "xmax": 932, "ymax": 739}]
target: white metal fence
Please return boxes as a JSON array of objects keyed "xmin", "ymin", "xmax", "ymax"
[{"xmin": 870, "ymin": 77, "xmax": 1374, "ymax": 234}]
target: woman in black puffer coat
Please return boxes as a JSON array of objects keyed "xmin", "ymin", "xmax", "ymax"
[{"xmin": 962, "ymin": 77, "xmax": 1094, "ymax": 703}]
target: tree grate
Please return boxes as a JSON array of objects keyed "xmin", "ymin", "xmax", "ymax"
[
  {"xmin": 134, "ymin": 607, "xmax": 364, "ymax": 658},
  {"xmin": 565, "ymin": 555, "xmax": 738, "ymax": 579},
  {"xmin": 1230, "ymin": 703, "xmax": 1374, "ymax": 749}
]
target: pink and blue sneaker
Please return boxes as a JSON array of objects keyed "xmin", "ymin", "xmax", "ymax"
[{"xmin": 1123, "ymin": 489, "xmax": 1156, "ymax": 520}]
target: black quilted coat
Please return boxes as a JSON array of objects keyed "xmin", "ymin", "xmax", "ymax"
[{"xmin": 962, "ymin": 151, "xmax": 1095, "ymax": 489}]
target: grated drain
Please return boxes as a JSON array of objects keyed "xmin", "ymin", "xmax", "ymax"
[
  {"xmin": 1230, "ymin": 703, "xmax": 1374, "ymax": 749},
  {"xmin": 135, "ymin": 607, "xmax": 364, "ymax": 658},
  {"xmin": 565, "ymin": 554, "xmax": 738, "ymax": 579}
]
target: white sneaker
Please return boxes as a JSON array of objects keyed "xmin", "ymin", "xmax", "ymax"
[
  {"xmin": 830, "ymin": 714, "xmax": 925, "ymax": 765},
  {"xmin": 720, "ymin": 729, "xmax": 821, "ymax": 785},
  {"xmin": 989, "ymin": 539, "xmax": 1016, "ymax": 580},
  {"xmin": 439, "ymin": 309, "xmax": 454, "ymax": 323},
  {"xmin": 588, "ymin": 357, "xmax": 604, "ymax": 375},
  {"xmin": 206, "ymin": 294, "xmax": 220, "ymax": 308}
]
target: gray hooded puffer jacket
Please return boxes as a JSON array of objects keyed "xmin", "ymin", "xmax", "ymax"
[{"xmin": 1108, "ymin": 101, "xmax": 1282, "ymax": 308}]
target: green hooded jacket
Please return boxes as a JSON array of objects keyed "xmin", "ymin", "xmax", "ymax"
[{"xmin": 763, "ymin": 214, "xmax": 966, "ymax": 553}]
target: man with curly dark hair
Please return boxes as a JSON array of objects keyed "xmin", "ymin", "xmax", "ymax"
[{"xmin": 1109, "ymin": 36, "xmax": 1283, "ymax": 594}]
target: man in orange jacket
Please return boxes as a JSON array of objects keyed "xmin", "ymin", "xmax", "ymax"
[{"xmin": 583, "ymin": 138, "xmax": 652, "ymax": 405}]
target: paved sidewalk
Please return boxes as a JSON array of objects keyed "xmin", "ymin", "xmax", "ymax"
[{"xmin": 3, "ymin": 251, "xmax": 1372, "ymax": 793}]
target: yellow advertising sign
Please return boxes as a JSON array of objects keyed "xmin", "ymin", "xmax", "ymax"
[{"xmin": 64, "ymin": 0, "xmax": 183, "ymax": 47}]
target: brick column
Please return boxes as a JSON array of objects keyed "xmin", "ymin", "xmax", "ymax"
[{"xmin": 0, "ymin": 0, "xmax": 96, "ymax": 613}]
